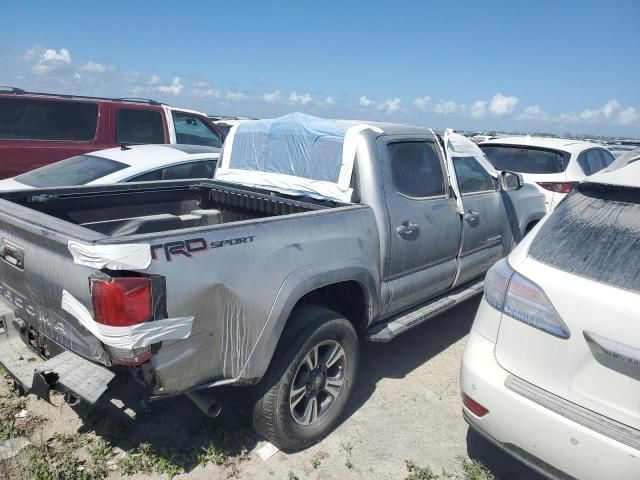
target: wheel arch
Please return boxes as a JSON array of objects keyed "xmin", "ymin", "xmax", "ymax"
[{"xmin": 237, "ymin": 259, "xmax": 378, "ymax": 381}]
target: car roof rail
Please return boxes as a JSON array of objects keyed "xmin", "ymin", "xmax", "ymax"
[
  {"xmin": 0, "ymin": 87, "xmax": 163, "ymax": 105},
  {"xmin": 115, "ymin": 97, "xmax": 161, "ymax": 105},
  {"xmin": 0, "ymin": 86, "xmax": 26, "ymax": 94}
]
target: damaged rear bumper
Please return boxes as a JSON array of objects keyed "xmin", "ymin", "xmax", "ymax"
[{"xmin": 0, "ymin": 302, "xmax": 114, "ymax": 404}]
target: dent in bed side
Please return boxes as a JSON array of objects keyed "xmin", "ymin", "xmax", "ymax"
[{"xmin": 232, "ymin": 260, "xmax": 379, "ymax": 382}]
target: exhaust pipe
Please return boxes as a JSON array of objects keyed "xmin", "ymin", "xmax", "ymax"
[{"xmin": 187, "ymin": 390, "xmax": 222, "ymax": 418}]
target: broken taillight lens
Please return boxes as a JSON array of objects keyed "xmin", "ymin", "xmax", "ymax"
[{"xmin": 91, "ymin": 277, "xmax": 152, "ymax": 327}]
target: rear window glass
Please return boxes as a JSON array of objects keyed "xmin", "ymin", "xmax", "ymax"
[
  {"xmin": 481, "ymin": 145, "xmax": 570, "ymax": 174},
  {"xmin": 116, "ymin": 109, "xmax": 165, "ymax": 144},
  {"xmin": 529, "ymin": 184, "xmax": 640, "ymax": 293},
  {"xmin": 15, "ymin": 155, "xmax": 127, "ymax": 187},
  {"xmin": 0, "ymin": 98, "xmax": 98, "ymax": 141}
]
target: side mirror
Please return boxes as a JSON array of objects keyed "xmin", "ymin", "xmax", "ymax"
[{"xmin": 500, "ymin": 171, "xmax": 523, "ymax": 191}]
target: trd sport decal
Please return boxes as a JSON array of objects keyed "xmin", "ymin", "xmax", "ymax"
[{"xmin": 151, "ymin": 235, "xmax": 256, "ymax": 261}]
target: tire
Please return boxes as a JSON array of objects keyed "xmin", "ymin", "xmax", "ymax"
[{"xmin": 252, "ymin": 305, "xmax": 359, "ymax": 451}]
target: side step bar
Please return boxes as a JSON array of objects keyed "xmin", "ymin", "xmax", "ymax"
[{"xmin": 366, "ymin": 279, "xmax": 484, "ymax": 343}]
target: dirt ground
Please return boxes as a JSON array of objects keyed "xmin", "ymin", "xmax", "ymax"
[{"xmin": 0, "ymin": 297, "xmax": 545, "ymax": 479}]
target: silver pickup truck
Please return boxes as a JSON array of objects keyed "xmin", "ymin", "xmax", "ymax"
[{"xmin": 0, "ymin": 114, "xmax": 545, "ymax": 450}]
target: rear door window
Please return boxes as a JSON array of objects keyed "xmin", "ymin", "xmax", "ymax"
[
  {"xmin": 15, "ymin": 155, "xmax": 127, "ymax": 187},
  {"xmin": 481, "ymin": 145, "xmax": 570, "ymax": 174},
  {"xmin": 172, "ymin": 113, "xmax": 222, "ymax": 147},
  {"xmin": 388, "ymin": 141, "xmax": 445, "ymax": 198},
  {"xmin": 0, "ymin": 98, "xmax": 98, "ymax": 141},
  {"xmin": 529, "ymin": 184, "xmax": 640, "ymax": 293},
  {"xmin": 128, "ymin": 160, "xmax": 217, "ymax": 182},
  {"xmin": 116, "ymin": 109, "xmax": 165, "ymax": 144}
]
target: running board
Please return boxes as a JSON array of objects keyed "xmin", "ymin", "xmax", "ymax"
[{"xmin": 366, "ymin": 280, "xmax": 484, "ymax": 343}]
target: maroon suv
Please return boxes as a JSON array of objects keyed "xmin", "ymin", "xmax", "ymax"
[{"xmin": 0, "ymin": 87, "xmax": 226, "ymax": 179}]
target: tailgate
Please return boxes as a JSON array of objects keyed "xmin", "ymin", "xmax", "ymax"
[
  {"xmin": 496, "ymin": 185, "xmax": 640, "ymax": 430},
  {"xmin": 0, "ymin": 199, "xmax": 109, "ymax": 364}
]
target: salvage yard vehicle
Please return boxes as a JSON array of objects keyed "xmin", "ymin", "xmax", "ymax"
[
  {"xmin": 0, "ymin": 87, "xmax": 226, "ymax": 179},
  {"xmin": 460, "ymin": 162, "xmax": 640, "ymax": 480},
  {"xmin": 0, "ymin": 113, "xmax": 545, "ymax": 450},
  {"xmin": 480, "ymin": 136, "xmax": 615, "ymax": 211},
  {"xmin": 0, "ymin": 144, "xmax": 219, "ymax": 191}
]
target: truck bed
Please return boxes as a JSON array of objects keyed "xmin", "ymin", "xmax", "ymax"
[{"xmin": 0, "ymin": 180, "xmax": 331, "ymax": 237}]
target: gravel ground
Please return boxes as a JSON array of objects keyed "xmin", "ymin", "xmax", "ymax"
[{"xmin": 0, "ymin": 297, "xmax": 545, "ymax": 479}]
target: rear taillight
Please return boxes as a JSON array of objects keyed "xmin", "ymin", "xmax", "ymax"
[
  {"xmin": 91, "ymin": 276, "xmax": 153, "ymax": 365},
  {"xmin": 536, "ymin": 181, "xmax": 577, "ymax": 193},
  {"xmin": 91, "ymin": 277, "xmax": 152, "ymax": 327},
  {"xmin": 462, "ymin": 393, "xmax": 489, "ymax": 417},
  {"xmin": 484, "ymin": 260, "xmax": 570, "ymax": 339}
]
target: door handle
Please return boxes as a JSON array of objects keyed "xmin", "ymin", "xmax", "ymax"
[
  {"xmin": 464, "ymin": 209, "xmax": 480, "ymax": 221},
  {"xmin": 396, "ymin": 222, "xmax": 419, "ymax": 235}
]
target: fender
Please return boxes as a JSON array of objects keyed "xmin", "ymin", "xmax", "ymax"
[{"xmin": 235, "ymin": 258, "xmax": 379, "ymax": 381}]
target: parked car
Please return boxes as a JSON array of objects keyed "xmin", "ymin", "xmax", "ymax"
[
  {"xmin": 480, "ymin": 136, "xmax": 616, "ymax": 211},
  {"xmin": 208, "ymin": 116, "xmax": 254, "ymax": 136},
  {"xmin": 604, "ymin": 147, "xmax": 640, "ymax": 171},
  {"xmin": 460, "ymin": 161, "xmax": 640, "ymax": 480},
  {"xmin": 0, "ymin": 87, "xmax": 226, "ymax": 179},
  {"xmin": 0, "ymin": 145, "xmax": 219, "ymax": 191},
  {"xmin": 0, "ymin": 114, "xmax": 545, "ymax": 450}
]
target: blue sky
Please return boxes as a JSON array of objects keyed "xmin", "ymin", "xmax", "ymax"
[{"xmin": 1, "ymin": 0, "xmax": 638, "ymax": 136}]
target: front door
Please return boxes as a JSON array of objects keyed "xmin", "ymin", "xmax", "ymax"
[
  {"xmin": 452, "ymin": 155, "xmax": 507, "ymax": 286},
  {"xmin": 380, "ymin": 137, "xmax": 461, "ymax": 315}
]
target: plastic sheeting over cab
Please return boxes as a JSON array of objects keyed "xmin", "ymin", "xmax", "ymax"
[{"xmin": 215, "ymin": 113, "xmax": 381, "ymax": 203}]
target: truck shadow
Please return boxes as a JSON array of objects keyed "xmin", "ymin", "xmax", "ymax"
[{"xmin": 70, "ymin": 295, "xmax": 539, "ymax": 477}]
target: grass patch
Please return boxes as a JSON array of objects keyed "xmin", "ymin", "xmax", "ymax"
[
  {"xmin": 24, "ymin": 435, "xmax": 92, "ymax": 480},
  {"xmin": 86, "ymin": 439, "xmax": 113, "ymax": 480},
  {"xmin": 0, "ymin": 394, "xmax": 28, "ymax": 439},
  {"xmin": 405, "ymin": 460, "xmax": 439, "ymax": 480},
  {"xmin": 118, "ymin": 442, "xmax": 186, "ymax": 479},
  {"xmin": 458, "ymin": 457, "xmax": 495, "ymax": 480},
  {"xmin": 403, "ymin": 457, "xmax": 495, "ymax": 480},
  {"xmin": 340, "ymin": 440, "xmax": 354, "ymax": 470}
]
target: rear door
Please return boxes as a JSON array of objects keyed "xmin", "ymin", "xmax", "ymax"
[
  {"xmin": 496, "ymin": 184, "xmax": 640, "ymax": 429},
  {"xmin": 379, "ymin": 136, "xmax": 461, "ymax": 314}
]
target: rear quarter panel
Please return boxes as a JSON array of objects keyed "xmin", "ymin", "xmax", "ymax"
[{"xmin": 133, "ymin": 204, "xmax": 380, "ymax": 394}]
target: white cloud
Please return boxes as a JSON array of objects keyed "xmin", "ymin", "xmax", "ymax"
[
  {"xmin": 470, "ymin": 100, "xmax": 487, "ymax": 119},
  {"xmin": 32, "ymin": 48, "xmax": 72, "ymax": 75},
  {"xmin": 518, "ymin": 105, "xmax": 547, "ymax": 121},
  {"xmin": 378, "ymin": 98, "xmax": 402, "ymax": 114},
  {"xmin": 227, "ymin": 91, "xmax": 248, "ymax": 101},
  {"xmin": 80, "ymin": 61, "xmax": 106, "ymax": 73},
  {"xmin": 413, "ymin": 96, "xmax": 431, "ymax": 112},
  {"xmin": 434, "ymin": 100, "xmax": 465, "ymax": 116},
  {"xmin": 324, "ymin": 96, "xmax": 335, "ymax": 106},
  {"xmin": 580, "ymin": 99, "xmax": 622, "ymax": 122},
  {"xmin": 488, "ymin": 92, "xmax": 519, "ymax": 115},
  {"xmin": 263, "ymin": 90, "xmax": 281, "ymax": 103},
  {"xmin": 289, "ymin": 91, "xmax": 313, "ymax": 105},
  {"xmin": 602, "ymin": 99, "xmax": 621, "ymax": 119},
  {"xmin": 157, "ymin": 77, "xmax": 183, "ymax": 95},
  {"xmin": 359, "ymin": 96, "xmax": 375, "ymax": 108},
  {"xmin": 193, "ymin": 81, "xmax": 220, "ymax": 98},
  {"xmin": 618, "ymin": 107, "xmax": 640, "ymax": 126},
  {"xmin": 148, "ymin": 74, "xmax": 161, "ymax": 85}
]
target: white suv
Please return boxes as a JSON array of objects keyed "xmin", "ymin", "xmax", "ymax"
[
  {"xmin": 480, "ymin": 137, "xmax": 615, "ymax": 211},
  {"xmin": 460, "ymin": 162, "xmax": 640, "ymax": 480}
]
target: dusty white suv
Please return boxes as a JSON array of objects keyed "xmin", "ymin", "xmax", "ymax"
[{"xmin": 460, "ymin": 162, "xmax": 640, "ymax": 480}]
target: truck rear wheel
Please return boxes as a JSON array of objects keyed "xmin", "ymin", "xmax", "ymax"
[{"xmin": 252, "ymin": 305, "xmax": 359, "ymax": 451}]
